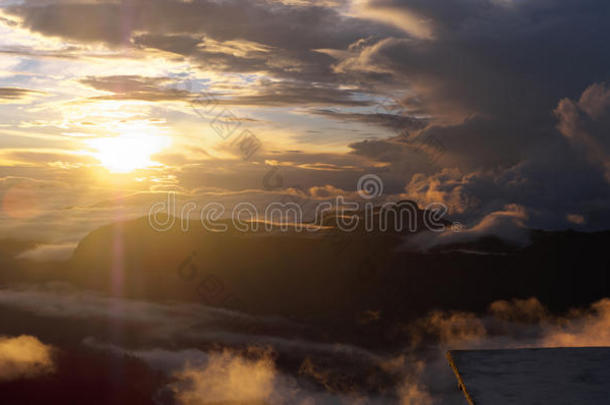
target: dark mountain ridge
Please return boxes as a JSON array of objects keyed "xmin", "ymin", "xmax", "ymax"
[
  {"xmin": 59, "ymin": 213, "xmax": 610, "ymax": 345},
  {"xmin": 4, "ymin": 205, "xmax": 610, "ymax": 347}
]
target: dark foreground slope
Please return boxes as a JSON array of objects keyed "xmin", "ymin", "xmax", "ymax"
[
  {"xmin": 63, "ymin": 214, "xmax": 610, "ymax": 335},
  {"xmin": 1, "ymin": 214, "xmax": 610, "ymax": 402}
]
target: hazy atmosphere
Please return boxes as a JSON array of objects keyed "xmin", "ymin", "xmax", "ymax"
[{"xmin": 1, "ymin": 1, "xmax": 610, "ymax": 404}]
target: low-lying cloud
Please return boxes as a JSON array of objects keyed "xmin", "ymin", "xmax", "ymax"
[
  {"xmin": 164, "ymin": 296, "xmax": 610, "ymax": 404},
  {"xmin": 0, "ymin": 335, "xmax": 55, "ymax": 382},
  {"xmin": 171, "ymin": 349, "xmax": 277, "ymax": 405},
  {"xmin": 3, "ymin": 284, "xmax": 610, "ymax": 403},
  {"xmin": 408, "ymin": 204, "xmax": 530, "ymax": 251},
  {"xmin": 16, "ymin": 242, "xmax": 78, "ymax": 262}
]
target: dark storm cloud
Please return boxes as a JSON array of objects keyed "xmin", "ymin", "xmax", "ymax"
[
  {"xmin": 403, "ymin": 86, "xmax": 610, "ymax": 230},
  {"xmin": 132, "ymin": 34, "xmax": 202, "ymax": 56},
  {"xmin": 555, "ymin": 82, "xmax": 610, "ymax": 181},
  {"xmin": 328, "ymin": 0, "xmax": 610, "ymax": 230},
  {"xmin": 9, "ymin": 0, "xmax": 358, "ymax": 48},
  {"xmin": 332, "ymin": 1, "xmax": 610, "ymax": 165},
  {"xmin": 346, "ymin": 134, "xmax": 449, "ymax": 194}
]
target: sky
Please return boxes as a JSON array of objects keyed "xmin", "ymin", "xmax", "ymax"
[{"xmin": 1, "ymin": 0, "xmax": 610, "ymax": 253}]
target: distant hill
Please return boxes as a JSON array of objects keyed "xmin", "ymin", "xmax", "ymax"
[
  {"xmin": 3, "ymin": 204, "xmax": 610, "ymax": 347},
  {"xmin": 61, "ymin": 211, "xmax": 609, "ymax": 342}
]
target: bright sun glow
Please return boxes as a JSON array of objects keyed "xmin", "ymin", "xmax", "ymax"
[{"xmin": 87, "ymin": 134, "xmax": 171, "ymax": 173}]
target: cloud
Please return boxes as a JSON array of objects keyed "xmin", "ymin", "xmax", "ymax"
[
  {"xmin": 311, "ymin": 108, "xmax": 427, "ymax": 132},
  {"xmin": 0, "ymin": 174, "xmax": 151, "ymax": 242},
  {"xmin": 0, "ymin": 284, "xmax": 374, "ymax": 360},
  {"xmin": 0, "ymin": 284, "xmax": 387, "ymax": 402},
  {"xmin": 168, "ymin": 348, "xmax": 387, "ymax": 404},
  {"xmin": 79, "ymin": 75, "xmax": 374, "ymax": 107},
  {"xmin": 394, "ymin": 81, "xmax": 610, "ymax": 231},
  {"xmin": 408, "ymin": 204, "xmax": 530, "ymax": 251},
  {"xmin": 2, "ymin": 0, "xmax": 610, "ymax": 234},
  {"xmin": 218, "ymin": 80, "xmax": 375, "ymax": 107},
  {"xmin": 348, "ymin": 135, "xmax": 444, "ymax": 180},
  {"xmin": 4, "ymin": 282, "xmax": 610, "ymax": 403},
  {"xmin": 82, "ymin": 338, "xmax": 211, "ymax": 372},
  {"xmin": 349, "ymin": 0, "xmax": 434, "ymax": 39},
  {"xmin": 80, "ymin": 75, "xmax": 191, "ymax": 102},
  {"xmin": 555, "ymin": 82, "xmax": 610, "ymax": 181},
  {"xmin": 413, "ymin": 296, "xmax": 610, "ymax": 352},
  {"xmin": 0, "ymin": 284, "xmax": 270, "ymax": 340},
  {"xmin": 0, "ymin": 168, "xmax": 366, "ymax": 244},
  {"xmin": 172, "ymin": 298, "xmax": 610, "ymax": 405},
  {"xmin": 16, "ymin": 242, "xmax": 77, "ymax": 262},
  {"xmin": 0, "ymin": 87, "xmax": 44, "ymax": 103},
  {"xmin": 6, "ymin": 0, "xmax": 400, "ymax": 81},
  {"xmin": 171, "ymin": 350, "xmax": 277, "ymax": 405},
  {"xmin": 393, "ymin": 296, "xmax": 610, "ymax": 404},
  {"xmin": 167, "ymin": 297, "xmax": 610, "ymax": 404},
  {"xmin": 346, "ymin": 1, "xmax": 610, "ymax": 110},
  {"xmin": 0, "ymin": 335, "xmax": 55, "ymax": 382},
  {"xmin": 0, "ymin": 150, "xmax": 97, "ymax": 168},
  {"xmin": 540, "ymin": 299, "xmax": 610, "ymax": 347},
  {"xmin": 325, "ymin": 0, "xmax": 610, "ymax": 169}
]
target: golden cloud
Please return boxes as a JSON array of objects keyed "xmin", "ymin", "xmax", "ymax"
[{"xmin": 0, "ymin": 335, "xmax": 55, "ymax": 382}]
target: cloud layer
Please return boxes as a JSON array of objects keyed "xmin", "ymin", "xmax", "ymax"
[
  {"xmin": 3, "ymin": 284, "xmax": 610, "ymax": 403},
  {"xmin": 1, "ymin": 0, "xmax": 610, "ymax": 243}
]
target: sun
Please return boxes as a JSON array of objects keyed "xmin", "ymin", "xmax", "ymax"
[{"xmin": 87, "ymin": 134, "xmax": 171, "ymax": 173}]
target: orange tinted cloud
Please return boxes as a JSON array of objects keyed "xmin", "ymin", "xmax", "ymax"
[{"xmin": 0, "ymin": 335, "xmax": 55, "ymax": 382}]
